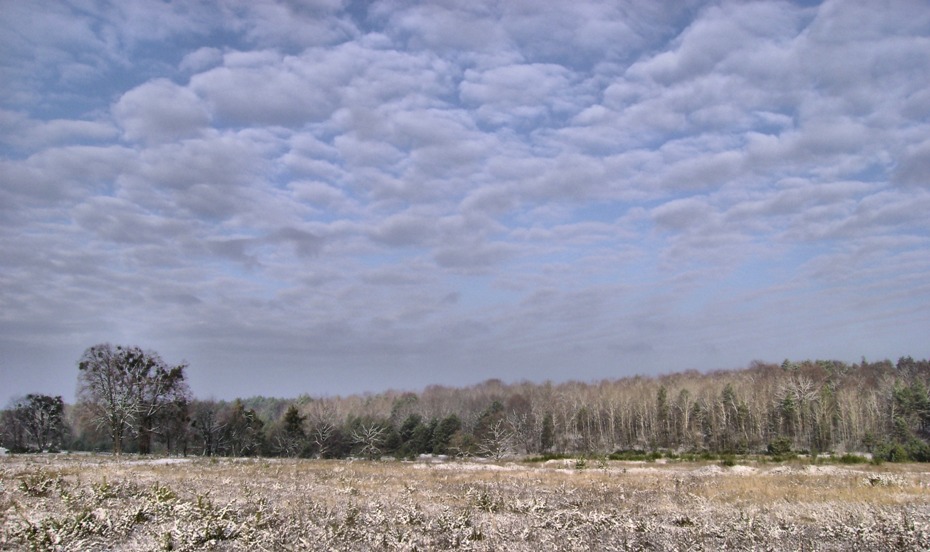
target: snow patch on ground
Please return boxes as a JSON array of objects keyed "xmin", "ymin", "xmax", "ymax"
[
  {"xmin": 803, "ymin": 465, "xmax": 858, "ymax": 476},
  {"xmin": 413, "ymin": 461, "xmax": 525, "ymax": 472},
  {"xmin": 621, "ymin": 466, "xmax": 661, "ymax": 475},
  {"xmin": 543, "ymin": 459, "xmax": 575, "ymax": 468},
  {"xmin": 125, "ymin": 457, "xmax": 194, "ymax": 466},
  {"xmin": 691, "ymin": 465, "xmax": 723, "ymax": 476},
  {"xmin": 761, "ymin": 464, "xmax": 865, "ymax": 477}
]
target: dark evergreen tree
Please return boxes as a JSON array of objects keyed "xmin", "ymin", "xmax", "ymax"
[{"xmin": 431, "ymin": 414, "xmax": 462, "ymax": 455}]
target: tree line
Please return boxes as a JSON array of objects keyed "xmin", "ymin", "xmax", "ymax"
[{"xmin": 2, "ymin": 344, "xmax": 929, "ymax": 462}]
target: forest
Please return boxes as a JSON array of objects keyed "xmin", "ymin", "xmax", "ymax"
[{"xmin": 3, "ymin": 344, "xmax": 929, "ymax": 463}]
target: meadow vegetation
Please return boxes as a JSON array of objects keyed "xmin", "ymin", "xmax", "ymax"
[{"xmin": 2, "ymin": 454, "xmax": 929, "ymax": 551}]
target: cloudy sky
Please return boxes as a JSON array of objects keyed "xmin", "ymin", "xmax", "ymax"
[{"xmin": 2, "ymin": 0, "xmax": 929, "ymax": 403}]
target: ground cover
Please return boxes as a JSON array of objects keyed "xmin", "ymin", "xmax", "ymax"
[{"xmin": 1, "ymin": 454, "xmax": 928, "ymax": 550}]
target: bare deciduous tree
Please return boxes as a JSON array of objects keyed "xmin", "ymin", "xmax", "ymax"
[
  {"xmin": 477, "ymin": 419, "xmax": 514, "ymax": 460},
  {"xmin": 1, "ymin": 394, "xmax": 64, "ymax": 452},
  {"xmin": 77, "ymin": 343, "xmax": 189, "ymax": 455},
  {"xmin": 307, "ymin": 400, "xmax": 340, "ymax": 458},
  {"xmin": 352, "ymin": 422, "xmax": 386, "ymax": 459},
  {"xmin": 190, "ymin": 400, "xmax": 225, "ymax": 456}
]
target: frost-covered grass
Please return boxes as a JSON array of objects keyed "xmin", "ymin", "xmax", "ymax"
[{"xmin": 2, "ymin": 455, "xmax": 929, "ymax": 551}]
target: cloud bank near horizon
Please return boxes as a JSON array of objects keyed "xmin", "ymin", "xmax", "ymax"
[{"xmin": 1, "ymin": 0, "xmax": 929, "ymax": 402}]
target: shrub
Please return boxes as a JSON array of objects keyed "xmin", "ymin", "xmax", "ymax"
[
  {"xmin": 873, "ymin": 442, "xmax": 909, "ymax": 463},
  {"xmin": 767, "ymin": 437, "xmax": 793, "ymax": 457},
  {"xmin": 838, "ymin": 453, "xmax": 868, "ymax": 464},
  {"xmin": 18, "ymin": 469, "xmax": 64, "ymax": 497},
  {"xmin": 905, "ymin": 439, "xmax": 930, "ymax": 462},
  {"xmin": 524, "ymin": 453, "xmax": 572, "ymax": 463},
  {"xmin": 608, "ymin": 450, "xmax": 650, "ymax": 461}
]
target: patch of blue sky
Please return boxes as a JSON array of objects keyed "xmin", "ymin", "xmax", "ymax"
[
  {"xmin": 356, "ymin": 248, "xmax": 423, "ymax": 270},
  {"xmin": 344, "ymin": 0, "xmax": 377, "ymax": 33},
  {"xmin": 671, "ymin": 269, "xmax": 749, "ymax": 319},
  {"xmin": 445, "ymin": 273, "xmax": 516, "ymax": 312},
  {"xmin": 848, "ymin": 160, "xmax": 893, "ymax": 184},
  {"xmin": 756, "ymin": 241, "xmax": 836, "ymax": 287},
  {"xmin": 574, "ymin": 199, "xmax": 634, "ymax": 223},
  {"xmin": 204, "ymin": 247, "xmax": 288, "ymax": 298},
  {"xmin": 527, "ymin": 239, "xmax": 652, "ymax": 288},
  {"xmin": 297, "ymin": 207, "xmax": 356, "ymax": 226},
  {"xmin": 729, "ymin": 255, "xmax": 795, "ymax": 295},
  {"xmin": 29, "ymin": 60, "xmax": 149, "ymax": 121},
  {"xmin": 749, "ymin": 110, "xmax": 797, "ymax": 136}
]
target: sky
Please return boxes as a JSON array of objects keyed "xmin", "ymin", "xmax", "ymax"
[{"xmin": 1, "ymin": 0, "xmax": 929, "ymax": 404}]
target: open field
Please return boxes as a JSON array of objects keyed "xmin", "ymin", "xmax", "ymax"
[{"xmin": 2, "ymin": 455, "xmax": 929, "ymax": 551}]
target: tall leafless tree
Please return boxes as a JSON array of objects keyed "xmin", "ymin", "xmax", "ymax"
[
  {"xmin": 1, "ymin": 394, "xmax": 64, "ymax": 452},
  {"xmin": 77, "ymin": 343, "xmax": 189, "ymax": 455}
]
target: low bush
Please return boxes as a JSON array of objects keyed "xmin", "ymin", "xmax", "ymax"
[
  {"xmin": 767, "ymin": 437, "xmax": 793, "ymax": 457},
  {"xmin": 607, "ymin": 450, "xmax": 661, "ymax": 461},
  {"xmin": 873, "ymin": 442, "xmax": 910, "ymax": 463},
  {"xmin": 838, "ymin": 453, "xmax": 869, "ymax": 464}
]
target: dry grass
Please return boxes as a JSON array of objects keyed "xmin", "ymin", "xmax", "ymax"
[{"xmin": 2, "ymin": 454, "xmax": 928, "ymax": 550}]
